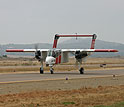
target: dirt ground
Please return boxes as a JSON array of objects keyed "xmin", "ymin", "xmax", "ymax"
[
  {"xmin": 0, "ymin": 75, "xmax": 124, "ymax": 107},
  {"xmin": 1, "ymin": 85, "xmax": 124, "ymax": 107},
  {"xmin": 0, "ymin": 57, "xmax": 124, "ymax": 107},
  {"xmin": 0, "ymin": 57, "xmax": 124, "ymax": 73},
  {"xmin": 0, "ymin": 75, "xmax": 124, "ymax": 95}
]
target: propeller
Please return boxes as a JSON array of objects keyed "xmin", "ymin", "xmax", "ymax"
[
  {"xmin": 74, "ymin": 51, "xmax": 88, "ymax": 67},
  {"xmin": 75, "ymin": 51, "xmax": 82, "ymax": 67},
  {"xmin": 34, "ymin": 44, "xmax": 42, "ymax": 62}
]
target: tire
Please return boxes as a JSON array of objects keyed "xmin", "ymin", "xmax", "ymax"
[
  {"xmin": 40, "ymin": 68, "xmax": 44, "ymax": 74},
  {"xmin": 50, "ymin": 70, "xmax": 53, "ymax": 74},
  {"xmin": 50, "ymin": 68, "xmax": 54, "ymax": 74},
  {"xmin": 79, "ymin": 67, "xmax": 84, "ymax": 74}
]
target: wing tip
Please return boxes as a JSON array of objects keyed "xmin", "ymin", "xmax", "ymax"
[
  {"xmin": 94, "ymin": 49, "xmax": 118, "ymax": 52},
  {"xmin": 6, "ymin": 49, "xmax": 24, "ymax": 52}
]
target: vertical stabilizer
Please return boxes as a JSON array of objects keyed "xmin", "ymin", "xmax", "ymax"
[
  {"xmin": 53, "ymin": 34, "xmax": 97, "ymax": 49},
  {"xmin": 90, "ymin": 34, "xmax": 97, "ymax": 49},
  {"xmin": 53, "ymin": 34, "xmax": 59, "ymax": 48}
]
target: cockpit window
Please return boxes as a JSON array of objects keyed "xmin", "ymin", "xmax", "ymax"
[
  {"xmin": 47, "ymin": 50, "xmax": 53, "ymax": 56},
  {"xmin": 47, "ymin": 49, "xmax": 61, "ymax": 58}
]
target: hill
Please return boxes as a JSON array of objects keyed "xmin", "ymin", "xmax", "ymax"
[
  {"xmin": 57, "ymin": 38, "xmax": 124, "ymax": 57},
  {"xmin": 0, "ymin": 39, "xmax": 124, "ymax": 57}
]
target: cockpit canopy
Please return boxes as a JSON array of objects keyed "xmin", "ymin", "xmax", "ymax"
[
  {"xmin": 47, "ymin": 49, "xmax": 61, "ymax": 58},
  {"xmin": 47, "ymin": 50, "xmax": 53, "ymax": 56}
]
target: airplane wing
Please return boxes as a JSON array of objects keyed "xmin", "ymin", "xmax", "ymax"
[
  {"xmin": 6, "ymin": 49, "xmax": 118, "ymax": 64},
  {"xmin": 57, "ymin": 49, "xmax": 118, "ymax": 64},
  {"xmin": 6, "ymin": 49, "xmax": 49, "ymax": 61},
  {"xmin": 6, "ymin": 49, "xmax": 118, "ymax": 53},
  {"xmin": 6, "ymin": 49, "xmax": 49, "ymax": 52},
  {"xmin": 62, "ymin": 49, "xmax": 118, "ymax": 52}
]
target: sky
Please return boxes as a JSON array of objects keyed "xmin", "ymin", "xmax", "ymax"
[{"xmin": 0, "ymin": 0, "xmax": 124, "ymax": 44}]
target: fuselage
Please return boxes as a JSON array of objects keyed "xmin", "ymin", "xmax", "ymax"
[
  {"xmin": 45, "ymin": 56, "xmax": 56, "ymax": 66},
  {"xmin": 45, "ymin": 49, "xmax": 58, "ymax": 66}
]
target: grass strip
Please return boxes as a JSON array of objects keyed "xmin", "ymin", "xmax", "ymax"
[{"xmin": 94, "ymin": 101, "xmax": 124, "ymax": 107}]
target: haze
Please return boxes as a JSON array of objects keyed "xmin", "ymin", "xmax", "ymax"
[{"xmin": 0, "ymin": 0, "xmax": 124, "ymax": 44}]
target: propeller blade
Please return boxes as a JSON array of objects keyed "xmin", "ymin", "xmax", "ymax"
[{"xmin": 34, "ymin": 44, "xmax": 42, "ymax": 61}]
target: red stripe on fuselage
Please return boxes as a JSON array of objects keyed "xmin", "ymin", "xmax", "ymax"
[
  {"xmin": 55, "ymin": 55, "xmax": 61, "ymax": 64},
  {"xmin": 59, "ymin": 55, "xmax": 61, "ymax": 63},
  {"xmin": 55, "ymin": 57, "xmax": 58, "ymax": 64}
]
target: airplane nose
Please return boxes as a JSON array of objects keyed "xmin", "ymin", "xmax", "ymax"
[
  {"xmin": 45, "ymin": 56, "xmax": 55, "ymax": 65},
  {"xmin": 45, "ymin": 57, "xmax": 49, "ymax": 64}
]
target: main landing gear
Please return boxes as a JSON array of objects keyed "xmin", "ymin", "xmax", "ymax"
[
  {"xmin": 79, "ymin": 67, "xmax": 84, "ymax": 74},
  {"xmin": 78, "ymin": 61, "xmax": 84, "ymax": 74},
  {"xmin": 40, "ymin": 67, "xmax": 54, "ymax": 74},
  {"xmin": 50, "ymin": 66, "xmax": 54, "ymax": 74},
  {"xmin": 40, "ymin": 62, "xmax": 44, "ymax": 74},
  {"xmin": 40, "ymin": 64, "xmax": 54, "ymax": 74},
  {"xmin": 40, "ymin": 67, "xmax": 44, "ymax": 74}
]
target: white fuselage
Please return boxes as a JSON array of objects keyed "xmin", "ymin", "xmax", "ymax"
[{"xmin": 45, "ymin": 56, "xmax": 56, "ymax": 66}]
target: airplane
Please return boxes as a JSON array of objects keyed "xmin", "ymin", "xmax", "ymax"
[{"xmin": 6, "ymin": 34, "xmax": 118, "ymax": 74}]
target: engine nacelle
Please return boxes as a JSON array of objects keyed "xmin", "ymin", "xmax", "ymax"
[
  {"xmin": 75, "ymin": 51, "xmax": 88, "ymax": 60},
  {"xmin": 35, "ymin": 50, "xmax": 41, "ymax": 61}
]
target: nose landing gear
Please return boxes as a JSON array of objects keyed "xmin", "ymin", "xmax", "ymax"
[
  {"xmin": 40, "ymin": 62, "xmax": 44, "ymax": 74},
  {"xmin": 40, "ymin": 67, "xmax": 44, "ymax": 74},
  {"xmin": 50, "ymin": 66, "xmax": 54, "ymax": 74},
  {"xmin": 79, "ymin": 67, "xmax": 84, "ymax": 74}
]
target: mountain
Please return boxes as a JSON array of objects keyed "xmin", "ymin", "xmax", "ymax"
[
  {"xmin": 0, "ymin": 43, "xmax": 52, "ymax": 56},
  {"xmin": 0, "ymin": 39, "xmax": 124, "ymax": 57},
  {"xmin": 58, "ymin": 38, "xmax": 124, "ymax": 57}
]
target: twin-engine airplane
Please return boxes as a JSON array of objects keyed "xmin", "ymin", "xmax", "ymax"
[{"xmin": 6, "ymin": 34, "xmax": 118, "ymax": 74}]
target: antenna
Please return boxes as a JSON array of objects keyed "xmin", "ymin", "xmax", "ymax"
[{"xmin": 75, "ymin": 33, "xmax": 77, "ymax": 40}]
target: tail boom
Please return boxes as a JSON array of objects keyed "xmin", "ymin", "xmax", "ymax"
[{"xmin": 90, "ymin": 34, "xmax": 97, "ymax": 49}]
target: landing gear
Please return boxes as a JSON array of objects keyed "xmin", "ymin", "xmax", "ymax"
[
  {"xmin": 79, "ymin": 67, "xmax": 84, "ymax": 74},
  {"xmin": 50, "ymin": 67, "xmax": 54, "ymax": 74},
  {"xmin": 77, "ymin": 60, "xmax": 84, "ymax": 74},
  {"xmin": 40, "ymin": 67, "xmax": 44, "ymax": 74},
  {"xmin": 40, "ymin": 62, "xmax": 44, "ymax": 74}
]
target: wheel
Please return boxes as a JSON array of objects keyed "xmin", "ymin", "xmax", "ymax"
[
  {"xmin": 50, "ymin": 68, "xmax": 54, "ymax": 74},
  {"xmin": 40, "ymin": 68, "xmax": 44, "ymax": 74},
  {"xmin": 79, "ymin": 67, "xmax": 84, "ymax": 74},
  {"xmin": 50, "ymin": 70, "xmax": 53, "ymax": 74}
]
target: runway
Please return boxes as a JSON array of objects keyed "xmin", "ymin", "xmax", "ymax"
[{"xmin": 0, "ymin": 69, "xmax": 124, "ymax": 83}]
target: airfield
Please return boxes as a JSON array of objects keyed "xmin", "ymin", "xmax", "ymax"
[
  {"xmin": 0, "ymin": 57, "xmax": 124, "ymax": 107},
  {"xmin": 0, "ymin": 69, "xmax": 124, "ymax": 84}
]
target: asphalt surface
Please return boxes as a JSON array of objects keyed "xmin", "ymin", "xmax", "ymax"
[{"xmin": 0, "ymin": 69, "xmax": 124, "ymax": 83}]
